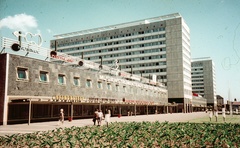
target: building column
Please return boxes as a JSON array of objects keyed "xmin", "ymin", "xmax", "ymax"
[
  {"xmin": 28, "ymin": 99, "xmax": 32, "ymax": 125},
  {"xmin": 3, "ymin": 54, "xmax": 9, "ymax": 126},
  {"xmin": 119, "ymin": 106, "xmax": 121, "ymax": 116},
  {"xmin": 71, "ymin": 102, "xmax": 73, "ymax": 121},
  {"xmin": 147, "ymin": 105, "xmax": 148, "ymax": 115},
  {"xmin": 134, "ymin": 103, "xmax": 136, "ymax": 116}
]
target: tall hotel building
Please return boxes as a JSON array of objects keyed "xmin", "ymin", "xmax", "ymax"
[
  {"xmin": 50, "ymin": 13, "xmax": 192, "ymax": 112},
  {"xmin": 191, "ymin": 57, "xmax": 216, "ymax": 107}
]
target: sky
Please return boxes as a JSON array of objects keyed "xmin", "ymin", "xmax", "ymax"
[{"xmin": 0, "ymin": 0, "xmax": 240, "ymax": 102}]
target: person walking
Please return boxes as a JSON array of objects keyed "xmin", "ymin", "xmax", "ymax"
[
  {"xmin": 93, "ymin": 109, "xmax": 99, "ymax": 125},
  {"xmin": 209, "ymin": 109, "xmax": 213, "ymax": 121},
  {"xmin": 98, "ymin": 110, "xmax": 103, "ymax": 126},
  {"xmin": 58, "ymin": 109, "xmax": 64, "ymax": 125},
  {"xmin": 222, "ymin": 107, "xmax": 226, "ymax": 122},
  {"xmin": 105, "ymin": 109, "xmax": 111, "ymax": 127},
  {"xmin": 214, "ymin": 109, "xmax": 218, "ymax": 122}
]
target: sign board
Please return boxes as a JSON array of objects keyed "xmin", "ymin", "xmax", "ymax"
[{"xmin": 1, "ymin": 31, "xmax": 49, "ymax": 60}]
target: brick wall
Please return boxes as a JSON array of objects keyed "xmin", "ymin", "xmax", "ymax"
[{"xmin": 7, "ymin": 54, "xmax": 166, "ymax": 102}]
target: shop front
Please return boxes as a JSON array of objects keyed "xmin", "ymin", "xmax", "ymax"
[{"xmin": 7, "ymin": 96, "xmax": 173, "ymax": 125}]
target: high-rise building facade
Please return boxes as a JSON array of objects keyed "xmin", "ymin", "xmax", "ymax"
[
  {"xmin": 50, "ymin": 13, "xmax": 192, "ymax": 112},
  {"xmin": 191, "ymin": 57, "xmax": 216, "ymax": 107}
]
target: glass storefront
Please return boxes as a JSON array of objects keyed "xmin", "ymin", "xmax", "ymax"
[{"xmin": 7, "ymin": 101, "xmax": 172, "ymax": 124}]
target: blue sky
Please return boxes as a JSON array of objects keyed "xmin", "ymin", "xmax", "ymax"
[{"xmin": 0, "ymin": 0, "xmax": 240, "ymax": 102}]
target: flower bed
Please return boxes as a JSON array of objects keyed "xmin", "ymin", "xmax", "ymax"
[{"xmin": 0, "ymin": 121, "xmax": 239, "ymax": 147}]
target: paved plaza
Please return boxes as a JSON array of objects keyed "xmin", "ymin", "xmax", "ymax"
[
  {"xmin": 3, "ymin": 112, "xmax": 237, "ymax": 136},
  {"xmin": 0, "ymin": 112, "xmax": 210, "ymax": 136}
]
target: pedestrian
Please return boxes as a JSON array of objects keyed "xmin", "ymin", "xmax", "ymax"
[
  {"xmin": 214, "ymin": 109, "xmax": 218, "ymax": 122},
  {"xmin": 97, "ymin": 110, "xmax": 103, "ymax": 126},
  {"xmin": 222, "ymin": 107, "xmax": 226, "ymax": 122},
  {"xmin": 209, "ymin": 109, "xmax": 213, "ymax": 121},
  {"xmin": 105, "ymin": 108, "xmax": 111, "ymax": 127},
  {"xmin": 93, "ymin": 109, "xmax": 99, "ymax": 125},
  {"xmin": 58, "ymin": 108, "xmax": 64, "ymax": 125}
]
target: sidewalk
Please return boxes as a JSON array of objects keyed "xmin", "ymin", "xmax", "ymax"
[{"xmin": 0, "ymin": 112, "xmax": 207, "ymax": 136}]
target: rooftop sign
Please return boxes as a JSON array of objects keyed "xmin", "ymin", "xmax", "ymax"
[{"xmin": 1, "ymin": 31, "xmax": 49, "ymax": 58}]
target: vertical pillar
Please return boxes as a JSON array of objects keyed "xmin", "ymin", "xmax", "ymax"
[
  {"xmin": 71, "ymin": 102, "xmax": 73, "ymax": 121},
  {"xmin": 3, "ymin": 54, "xmax": 9, "ymax": 126},
  {"xmin": 28, "ymin": 99, "xmax": 32, "ymax": 125},
  {"xmin": 134, "ymin": 103, "xmax": 136, "ymax": 116},
  {"xmin": 147, "ymin": 105, "xmax": 148, "ymax": 115},
  {"xmin": 81, "ymin": 104, "xmax": 83, "ymax": 116},
  {"xmin": 119, "ymin": 106, "xmax": 121, "ymax": 115},
  {"xmin": 156, "ymin": 105, "xmax": 157, "ymax": 114},
  {"xmin": 163, "ymin": 105, "xmax": 165, "ymax": 114}
]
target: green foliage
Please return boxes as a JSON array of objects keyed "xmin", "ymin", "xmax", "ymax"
[{"xmin": 0, "ymin": 122, "xmax": 239, "ymax": 147}]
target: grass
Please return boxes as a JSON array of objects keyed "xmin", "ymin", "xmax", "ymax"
[{"xmin": 189, "ymin": 114, "xmax": 240, "ymax": 123}]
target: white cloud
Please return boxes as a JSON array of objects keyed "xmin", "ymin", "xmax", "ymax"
[
  {"xmin": 47, "ymin": 29, "xmax": 52, "ymax": 33},
  {"xmin": 0, "ymin": 13, "xmax": 38, "ymax": 32}
]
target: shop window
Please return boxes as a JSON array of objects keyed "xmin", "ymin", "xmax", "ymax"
[
  {"xmin": 73, "ymin": 77, "xmax": 80, "ymax": 86},
  {"xmin": 17, "ymin": 67, "xmax": 28, "ymax": 80},
  {"xmin": 58, "ymin": 74, "xmax": 66, "ymax": 85},
  {"xmin": 86, "ymin": 79, "xmax": 92, "ymax": 88},
  {"xmin": 40, "ymin": 71, "xmax": 49, "ymax": 82}
]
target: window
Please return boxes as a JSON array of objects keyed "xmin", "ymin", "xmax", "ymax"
[
  {"xmin": 115, "ymin": 85, "xmax": 119, "ymax": 92},
  {"xmin": 130, "ymin": 87, "xmax": 133, "ymax": 94},
  {"xmin": 107, "ymin": 83, "xmax": 111, "ymax": 90},
  {"xmin": 58, "ymin": 74, "xmax": 66, "ymax": 85},
  {"xmin": 86, "ymin": 79, "xmax": 92, "ymax": 88},
  {"xmin": 97, "ymin": 81, "xmax": 102, "ymax": 89},
  {"xmin": 73, "ymin": 77, "xmax": 80, "ymax": 86},
  {"xmin": 40, "ymin": 71, "xmax": 48, "ymax": 82},
  {"xmin": 123, "ymin": 86, "xmax": 127, "ymax": 92},
  {"xmin": 17, "ymin": 67, "xmax": 28, "ymax": 80}
]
